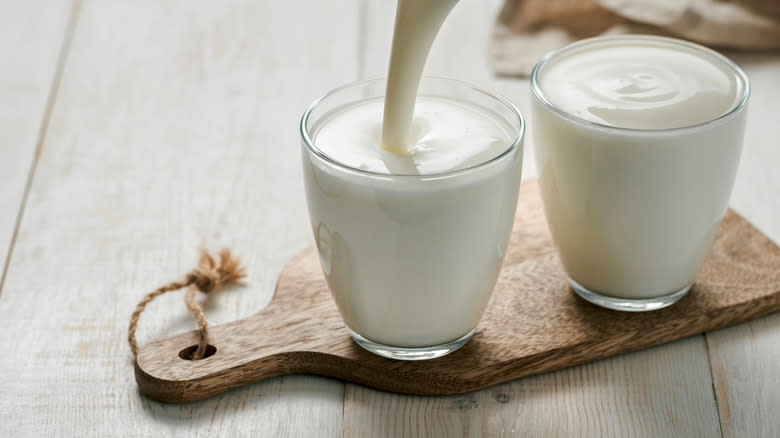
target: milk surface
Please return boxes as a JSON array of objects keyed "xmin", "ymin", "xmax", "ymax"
[
  {"xmin": 316, "ymin": 96, "xmax": 511, "ymax": 174},
  {"xmin": 533, "ymin": 38, "xmax": 747, "ymax": 298},
  {"xmin": 539, "ymin": 41, "xmax": 742, "ymax": 129},
  {"xmin": 305, "ymin": 95, "xmax": 522, "ymax": 347}
]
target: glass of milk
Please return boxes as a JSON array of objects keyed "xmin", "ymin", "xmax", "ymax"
[
  {"xmin": 531, "ymin": 36, "xmax": 750, "ymax": 312},
  {"xmin": 301, "ymin": 77, "xmax": 525, "ymax": 359}
]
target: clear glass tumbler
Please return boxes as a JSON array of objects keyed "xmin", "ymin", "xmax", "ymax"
[
  {"xmin": 531, "ymin": 36, "xmax": 750, "ymax": 311},
  {"xmin": 300, "ymin": 77, "xmax": 525, "ymax": 359}
]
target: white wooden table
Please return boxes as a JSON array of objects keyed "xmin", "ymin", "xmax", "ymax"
[{"xmin": 1, "ymin": 1, "xmax": 778, "ymax": 436}]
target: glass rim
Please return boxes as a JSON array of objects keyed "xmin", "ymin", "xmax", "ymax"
[
  {"xmin": 299, "ymin": 76, "xmax": 525, "ymax": 179},
  {"xmin": 530, "ymin": 35, "xmax": 751, "ymax": 134}
]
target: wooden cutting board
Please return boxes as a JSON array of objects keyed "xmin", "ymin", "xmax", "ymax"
[{"xmin": 134, "ymin": 179, "xmax": 780, "ymax": 403}]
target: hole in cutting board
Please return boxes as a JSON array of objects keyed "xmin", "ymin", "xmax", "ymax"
[{"xmin": 178, "ymin": 344, "xmax": 217, "ymax": 360}]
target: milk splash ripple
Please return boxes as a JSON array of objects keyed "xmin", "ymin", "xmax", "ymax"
[{"xmin": 539, "ymin": 42, "xmax": 742, "ymax": 129}]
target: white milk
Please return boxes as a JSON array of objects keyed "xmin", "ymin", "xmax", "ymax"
[
  {"xmin": 303, "ymin": 92, "xmax": 523, "ymax": 347},
  {"xmin": 381, "ymin": 0, "xmax": 459, "ymax": 152},
  {"xmin": 317, "ymin": 97, "xmax": 512, "ymax": 174},
  {"xmin": 539, "ymin": 42, "xmax": 740, "ymax": 129},
  {"xmin": 532, "ymin": 37, "xmax": 748, "ymax": 299}
]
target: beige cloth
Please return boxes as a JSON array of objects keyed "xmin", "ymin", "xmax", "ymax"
[{"xmin": 491, "ymin": 0, "xmax": 780, "ymax": 76}]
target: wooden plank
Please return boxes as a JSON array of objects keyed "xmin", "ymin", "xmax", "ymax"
[
  {"xmin": 707, "ymin": 316, "xmax": 780, "ymax": 437},
  {"xmin": 705, "ymin": 53, "xmax": 780, "ymax": 438},
  {"xmin": 344, "ymin": 338, "xmax": 720, "ymax": 437},
  {"xmin": 343, "ymin": 0, "xmax": 724, "ymax": 436},
  {"xmin": 0, "ymin": 0, "xmax": 73, "ymax": 290},
  {"xmin": 0, "ymin": 0, "xmax": 360, "ymax": 435}
]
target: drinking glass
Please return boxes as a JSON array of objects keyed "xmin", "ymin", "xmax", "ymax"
[{"xmin": 301, "ymin": 77, "xmax": 525, "ymax": 359}]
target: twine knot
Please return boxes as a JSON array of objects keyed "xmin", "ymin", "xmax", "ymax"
[
  {"xmin": 128, "ymin": 248, "xmax": 247, "ymax": 359},
  {"xmin": 187, "ymin": 269, "xmax": 221, "ymax": 294}
]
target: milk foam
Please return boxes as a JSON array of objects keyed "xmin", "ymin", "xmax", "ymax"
[
  {"xmin": 315, "ymin": 96, "xmax": 513, "ymax": 175},
  {"xmin": 540, "ymin": 41, "xmax": 742, "ymax": 129}
]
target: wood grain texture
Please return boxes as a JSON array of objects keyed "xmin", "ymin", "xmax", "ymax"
[
  {"xmin": 135, "ymin": 179, "xmax": 780, "ymax": 402},
  {"xmin": 0, "ymin": 0, "xmax": 359, "ymax": 435},
  {"xmin": 343, "ymin": 338, "xmax": 721, "ymax": 437},
  {"xmin": 707, "ymin": 316, "xmax": 780, "ymax": 437},
  {"xmin": 0, "ymin": 0, "xmax": 73, "ymax": 288},
  {"xmin": 705, "ymin": 52, "xmax": 780, "ymax": 438}
]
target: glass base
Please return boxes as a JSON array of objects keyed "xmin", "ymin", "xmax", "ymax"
[
  {"xmin": 569, "ymin": 277, "xmax": 691, "ymax": 312},
  {"xmin": 347, "ymin": 328, "xmax": 474, "ymax": 361}
]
